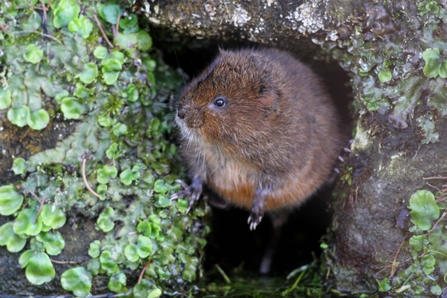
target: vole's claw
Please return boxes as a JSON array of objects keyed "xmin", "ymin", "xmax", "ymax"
[
  {"xmin": 247, "ymin": 213, "xmax": 263, "ymax": 231},
  {"xmin": 170, "ymin": 178, "xmax": 203, "ymax": 213}
]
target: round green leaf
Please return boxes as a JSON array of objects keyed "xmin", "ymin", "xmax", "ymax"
[
  {"xmin": 124, "ymin": 84, "xmax": 139, "ymax": 102},
  {"xmin": 409, "ymin": 234, "xmax": 428, "ymax": 252},
  {"xmin": 108, "ymin": 272, "xmax": 126, "ymax": 293},
  {"xmin": 41, "ymin": 204, "xmax": 67, "ymax": 230},
  {"xmin": 24, "ymin": 252, "xmax": 56, "ymax": 285},
  {"xmin": 7, "ymin": 106, "xmax": 30, "ymax": 127},
  {"xmin": 102, "ymin": 71, "xmax": 120, "ymax": 85},
  {"xmin": 100, "ymin": 250, "xmax": 118, "ymax": 274},
  {"xmin": 112, "ymin": 122, "xmax": 127, "ymax": 136},
  {"xmin": 421, "ymin": 254, "xmax": 436, "ymax": 274},
  {"xmin": 422, "ymin": 48, "xmax": 442, "ymax": 78},
  {"xmin": 94, "ymin": 46, "xmax": 108, "ymax": 59},
  {"xmin": 61, "ymin": 97, "xmax": 85, "ymax": 119},
  {"xmin": 88, "ymin": 240, "xmax": 101, "ymax": 258},
  {"xmin": 148, "ymin": 288, "xmax": 162, "ymax": 298},
  {"xmin": 154, "ymin": 179, "xmax": 168, "ymax": 194},
  {"xmin": 97, "ymin": 207, "xmax": 115, "ymax": 232},
  {"xmin": 53, "ymin": 0, "xmax": 81, "ymax": 28},
  {"xmin": 136, "ymin": 30, "xmax": 152, "ymax": 51},
  {"xmin": 124, "ymin": 243, "xmax": 139, "ymax": 262},
  {"xmin": 12, "ymin": 158, "xmax": 26, "ymax": 175},
  {"xmin": 13, "ymin": 207, "xmax": 43, "ymax": 236},
  {"xmin": 0, "ymin": 89, "xmax": 11, "ymax": 110},
  {"xmin": 0, "ymin": 222, "xmax": 27, "ymax": 253},
  {"xmin": 24, "ymin": 44, "xmax": 43, "ymax": 64},
  {"xmin": 27, "ymin": 109, "xmax": 50, "ymax": 130},
  {"xmin": 0, "ymin": 185, "xmax": 24, "ymax": 216},
  {"xmin": 97, "ymin": 165, "xmax": 118, "ymax": 184},
  {"xmin": 68, "ymin": 16, "xmax": 93, "ymax": 38},
  {"xmin": 120, "ymin": 14, "xmax": 138, "ymax": 30},
  {"xmin": 79, "ymin": 63, "xmax": 98, "ymax": 84},
  {"xmin": 136, "ymin": 235, "xmax": 152, "ymax": 258},
  {"xmin": 61, "ymin": 267, "xmax": 92, "ymax": 297},
  {"xmin": 409, "ymin": 190, "xmax": 440, "ymax": 230},
  {"xmin": 36, "ymin": 231, "xmax": 65, "ymax": 255},
  {"xmin": 98, "ymin": 4, "xmax": 121, "ymax": 24},
  {"xmin": 378, "ymin": 69, "xmax": 392, "ymax": 83}
]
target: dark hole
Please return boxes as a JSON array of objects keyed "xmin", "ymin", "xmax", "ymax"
[{"xmin": 160, "ymin": 41, "xmax": 353, "ymax": 275}]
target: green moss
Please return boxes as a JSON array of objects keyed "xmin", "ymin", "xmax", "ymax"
[{"xmin": 0, "ymin": 0, "xmax": 208, "ymax": 296}]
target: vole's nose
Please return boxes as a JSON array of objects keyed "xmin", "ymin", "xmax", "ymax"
[{"xmin": 177, "ymin": 109, "xmax": 185, "ymax": 119}]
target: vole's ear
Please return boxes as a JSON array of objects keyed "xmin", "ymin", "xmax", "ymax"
[{"xmin": 259, "ymin": 85, "xmax": 281, "ymax": 115}]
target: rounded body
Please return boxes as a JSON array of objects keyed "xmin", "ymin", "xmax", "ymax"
[{"xmin": 176, "ymin": 48, "xmax": 342, "ymax": 212}]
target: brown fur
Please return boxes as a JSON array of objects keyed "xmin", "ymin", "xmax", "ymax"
[{"xmin": 175, "ymin": 48, "xmax": 343, "ymax": 213}]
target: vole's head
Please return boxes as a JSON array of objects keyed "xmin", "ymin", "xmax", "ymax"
[{"xmin": 176, "ymin": 49, "xmax": 281, "ymax": 145}]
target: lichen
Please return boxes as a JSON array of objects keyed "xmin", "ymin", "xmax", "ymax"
[{"xmin": 0, "ymin": 0, "xmax": 209, "ymax": 296}]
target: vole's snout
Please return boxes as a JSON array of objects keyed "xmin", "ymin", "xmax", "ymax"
[{"xmin": 177, "ymin": 109, "xmax": 185, "ymax": 120}]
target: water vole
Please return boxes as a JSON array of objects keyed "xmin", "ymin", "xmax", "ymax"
[{"xmin": 171, "ymin": 48, "xmax": 343, "ymax": 231}]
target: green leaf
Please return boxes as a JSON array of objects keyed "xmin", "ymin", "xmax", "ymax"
[
  {"xmin": 27, "ymin": 109, "xmax": 50, "ymax": 130},
  {"xmin": 106, "ymin": 143, "xmax": 120, "ymax": 159},
  {"xmin": 103, "ymin": 71, "xmax": 120, "ymax": 85},
  {"xmin": 97, "ymin": 207, "xmax": 115, "ymax": 232},
  {"xmin": 421, "ymin": 254, "xmax": 436, "ymax": 274},
  {"xmin": 137, "ymin": 221, "xmax": 151, "ymax": 237},
  {"xmin": 88, "ymin": 240, "xmax": 101, "ymax": 258},
  {"xmin": 98, "ymin": 113, "xmax": 116, "ymax": 127},
  {"xmin": 378, "ymin": 277, "xmax": 391, "ymax": 292},
  {"xmin": 100, "ymin": 250, "xmax": 118, "ymax": 274},
  {"xmin": 431, "ymin": 284, "xmax": 442, "ymax": 296},
  {"xmin": 378, "ymin": 69, "xmax": 392, "ymax": 83},
  {"xmin": 136, "ymin": 235, "xmax": 152, "ymax": 258},
  {"xmin": 53, "ymin": 0, "xmax": 81, "ymax": 28},
  {"xmin": 94, "ymin": 46, "xmax": 108, "ymax": 59},
  {"xmin": 116, "ymin": 30, "xmax": 152, "ymax": 53},
  {"xmin": 154, "ymin": 179, "xmax": 168, "ymax": 194},
  {"xmin": 61, "ymin": 267, "xmax": 92, "ymax": 297},
  {"xmin": 439, "ymin": 60, "xmax": 447, "ymax": 78},
  {"xmin": 119, "ymin": 168, "xmax": 140, "ymax": 186},
  {"xmin": 13, "ymin": 207, "xmax": 43, "ymax": 236},
  {"xmin": 98, "ymin": 4, "xmax": 122, "ymax": 24},
  {"xmin": 148, "ymin": 288, "xmax": 163, "ymax": 298},
  {"xmin": 97, "ymin": 165, "xmax": 118, "ymax": 184},
  {"xmin": 124, "ymin": 84, "xmax": 139, "ymax": 102},
  {"xmin": 422, "ymin": 48, "xmax": 442, "ymax": 78},
  {"xmin": 61, "ymin": 97, "xmax": 85, "ymax": 119},
  {"xmin": 112, "ymin": 122, "xmax": 128, "ymax": 136},
  {"xmin": 24, "ymin": 44, "xmax": 43, "ymax": 64},
  {"xmin": 409, "ymin": 234, "xmax": 428, "ymax": 252},
  {"xmin": 68, "ymin": 16, "xmax": 93, "ymax": 38},
  {"xmin": 7, "ymin": 106, "xmax": 30, "ymax": 127},
  {"xmin": 41, "ymin": 204, "xmax": 67, "ymax": 230},
  {"xmin": 0, "ymin": 222, "xmax": 27, "ymax": 253},
  {"xmin": 0, "ymin": 185, "xmax": 24, "ymax": 216},
  {"xmin": 12, "ymin": 158, "xmax": 26, "ymax": 175},
  {"xmin": 176, "ymin": 199, "xmax": 189, "ymax": 213},
  {"xmin": 36, "ymin": 231, "xmax": 65, "ymax": 255},
  {"xmin": 79, "ymin": 63, "xmax": 98, "ymax": 84},
  {"xmin": 124, "ymin": 243, "xmax": 139, "ymax": 262},
  {"xmin": 22, "ymin": 251, "xmax": 55, "ymax": 285},
  {"xmin": 0, "ymin": 89, "xmax": 11, "ymax": 110},
  {"xmin": 120, "ymin": 14, "xmax": 138, "ymax": 30},
  {"xmin": 108, "ymin": 272, "xmax": 127, "ymax": 293},
  {"xmin": 409, "ymin": 190, "xmax": 440, "ymax": 230}
]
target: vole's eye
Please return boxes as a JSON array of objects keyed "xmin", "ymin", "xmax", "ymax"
[{"xmin": 213, "ymin": 96, "xmax": 227, "ymax": 108}]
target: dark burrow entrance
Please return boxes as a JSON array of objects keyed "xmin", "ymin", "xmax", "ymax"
[{"xmin": 160, "ymin": 41, "xmax": 353, "ymax": 276}]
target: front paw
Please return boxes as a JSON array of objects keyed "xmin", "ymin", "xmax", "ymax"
[
  {"xmin": 247, "ymin": 211, "xmax": 263, "ymax": 231},
  {"xmin": 170, "ymin": 179, "xmax": 202, "ymax": 212}
]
